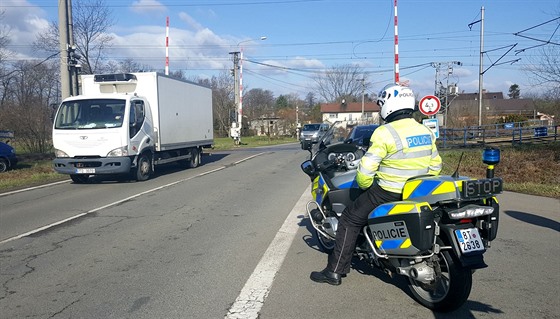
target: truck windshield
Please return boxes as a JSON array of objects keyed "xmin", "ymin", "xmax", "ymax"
[{"xmin": 54, "ymin": 99, "xmax": 126, "ymax": 129}]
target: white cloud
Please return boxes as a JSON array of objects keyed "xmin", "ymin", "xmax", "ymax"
[
  {"xmin": 1, "ymin": 0, "xmax": 50, "ymax": 59},
  {"xmin": 258, "ymin": 57, "xmax": 324, "ymax": 75},
  {"xmin": 453, "ymin": 67, "xmax": 472, "ymax": 78},
  {"xmin": 106, "ymin": 22, "xmax": 232, "ymax": 74},
  {"xmin": 130, "ymin": 0, "xmax": 166, "ymax": 15},
  {"xmin": 178, "ymin": 12, "xmax": 203, "ymax": 31}
]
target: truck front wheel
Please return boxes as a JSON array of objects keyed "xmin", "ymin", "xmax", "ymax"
[{"xmin": 135, "ymin": 154, "xmax": 152, "ymax": 181}]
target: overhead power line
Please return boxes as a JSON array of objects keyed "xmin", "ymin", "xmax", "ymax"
[{"xmin": 514, "ymin": 16, "xmax": 560, "ymax": 54}]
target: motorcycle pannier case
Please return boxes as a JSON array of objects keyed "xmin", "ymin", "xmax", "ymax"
[{"xmin": 367, "ymin": 201, "xmax": 434, "ymax": 256}]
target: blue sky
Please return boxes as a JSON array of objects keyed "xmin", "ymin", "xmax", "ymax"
[{"xmin": 3, "ymin": 0, "xmax": 560, "ymax": 99}]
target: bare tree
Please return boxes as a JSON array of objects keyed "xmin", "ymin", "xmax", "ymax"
[
  {"xmin": 210, "ymin": 71, "xmax": 235, "ymax": 137},
  {"xmin": 525, "ymin": 45, "xmax": 560, "ymax": 98},
  {"xmin": 0, "ymin": 11, "xmax": 13, "ymax": 109},
  {"xmin": 0, "ymin": 11, "xmax": 11, "ymax": 66},
  {"xmin": 243, "ymin": 88, "xmax": 275, "ymax": 119},
  {"xmin": 313, "ymin": 64, "xmax": 370, "ymax": 103},
  {"xmin": 105, "ymin": 58, "xmax": 154, "ymax": 73},
  {"xmin": 0, "ymin": 60, "xmax": 59, "ymax": 153},
  {"xmin": 34, "ymin": 0, "xmax": 115, "ymax": 74}
]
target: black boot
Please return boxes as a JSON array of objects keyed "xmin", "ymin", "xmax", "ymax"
[{"xmin": 310, "ymin": 268, "xmax": 341, "ymax": 286}]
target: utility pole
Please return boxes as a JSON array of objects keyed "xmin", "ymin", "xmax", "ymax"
[
  {"xmin": 58, "ymin": 0, "xmax": 72, "ymax": 99},
  {"xmin": 357, "ymin": 78, "xmax": 365, "ymax": 121},
  {"xmin": 478, "ymin": 7, "xmax": 484, "ymax": 127},
  {"xmin": 431, "ymin": 61, "xmax": 461, "ymax": 127},
  {"xmin": 229, "ymin": 51, "xmax": 241, "ymax": 145},
  {"xmin": 58, "ymin": 0, "xmax": 80, "ymax": 99}
]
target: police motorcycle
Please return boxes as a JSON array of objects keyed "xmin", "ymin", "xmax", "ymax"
[{"xmin": 300, "ymin": 122, "xmax": 503, "ymax": 312}]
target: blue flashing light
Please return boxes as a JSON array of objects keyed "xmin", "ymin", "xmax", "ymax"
[{"xmin": 483, "ymin": 148, "xmax": 500, "ymax": 165}]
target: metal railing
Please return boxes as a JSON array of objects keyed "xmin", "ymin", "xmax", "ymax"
[{"xmin": 438, "ymin": 120, "xmax": 558, "ymax": 148}]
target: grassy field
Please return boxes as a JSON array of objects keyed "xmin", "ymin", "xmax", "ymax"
[
  {"xmin": 439, "ymin": 143, "xmax": 560, "ymax": 198},
  {"xmin": 1, "ymin": 138, "xmax": 559, "ymax": 199}
]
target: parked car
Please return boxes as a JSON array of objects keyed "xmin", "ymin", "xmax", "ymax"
[
  {"xmin": 0, "ymin": 141, "xmax": 18, "ymax": 172},
  {"xmin": 345, "ymin": 124, "xmax": 379, "ymax": 147}
]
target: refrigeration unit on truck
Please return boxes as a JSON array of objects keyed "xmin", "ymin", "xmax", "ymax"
[{"xmin": 52, "ymin": 72, "xmax": 214, "ymax": 183}]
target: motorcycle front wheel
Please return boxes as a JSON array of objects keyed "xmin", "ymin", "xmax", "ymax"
[{"xmin": 407, "ymin": 238, "xmax": 473, "ymax": 312}]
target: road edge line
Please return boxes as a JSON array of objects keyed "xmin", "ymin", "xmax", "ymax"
[{"xmin": 225, "ymin": 185, "xmax": 311, "ymax": 319}]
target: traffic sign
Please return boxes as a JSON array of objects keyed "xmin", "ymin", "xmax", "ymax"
[
  {"xmin": 423, "ymin": 118, "xmax": 440, "ymax": 139},
  {"xmin": 419, "ymin": 95, "xmax": 441, "ymax": 116}
]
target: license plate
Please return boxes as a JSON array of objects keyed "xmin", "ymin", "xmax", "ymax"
[
  {"xmin": 455, "ymin": 228, "xmax": 485, "ymax": 253},
  {"xmin": 76, "ymin": 168, "xmax": 95, "ymax": 174},
  {"xmin": 462, "ymin": 178, "xmax": 503, "ymax": 198}
]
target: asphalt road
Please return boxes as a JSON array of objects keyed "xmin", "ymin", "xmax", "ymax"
[{"xmin": 0, "ymin": 143, "xmax": 559, "ymax": 319}]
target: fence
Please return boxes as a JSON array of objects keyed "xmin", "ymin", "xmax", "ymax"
[{"xmin": 438, "ymin": 120, "xmax": 559, "ymax": 148}]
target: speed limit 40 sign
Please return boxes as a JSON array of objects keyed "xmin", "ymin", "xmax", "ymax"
[{"xmin": 419, "ymin": 95, "xmax": 441, "ymax": 116}]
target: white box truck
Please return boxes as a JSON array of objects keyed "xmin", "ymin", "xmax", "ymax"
[{"xmin": 52, "ymin": 72, "xmax": 213, "ymax": 183}]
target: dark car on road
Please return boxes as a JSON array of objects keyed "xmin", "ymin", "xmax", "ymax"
[
  {"xmin": 0, "ymin": 141, "xmax": 18, "ymax": 172},
  {"xmin": 345, "ymin": 124, "xmax": 379, "ymax": 147}
]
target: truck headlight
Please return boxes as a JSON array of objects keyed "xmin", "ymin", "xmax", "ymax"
[
  {"xmin": 449, "ymin": 205, "xmax": 494, "ymax": 219},
  {"xmin": 107, "ymin": 146, "xmax": 128, "ymax": 157},
  {"xmin": 54, "ymin": 149, "xmax": 69, "ymax": 158}
]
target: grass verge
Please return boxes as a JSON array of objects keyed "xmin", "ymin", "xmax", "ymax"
[{"xmin": 439, "ymin": 143, "xmax": 560, "ymax": 199}]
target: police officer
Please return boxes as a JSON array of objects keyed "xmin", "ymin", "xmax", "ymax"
[{"xmin": 310, "ymin": 83, "xmax": 443, "ymax": 285}]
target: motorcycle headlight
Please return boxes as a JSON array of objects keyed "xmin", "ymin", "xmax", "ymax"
[
  {"xmin": 449, "ymin": 205, "xmax": 494, "ymax": 219},
  {"xmin": 54, "ymin": 149, "xmax": 69, "ymax": 158},
  {"xmin": 107, "ymin": 146, "xmax": 128, "ymax": 157}
]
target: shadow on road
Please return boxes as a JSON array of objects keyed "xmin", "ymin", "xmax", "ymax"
[{"xmin": 505, "ymin": 210, "xmax": 560, "ymax": 232}]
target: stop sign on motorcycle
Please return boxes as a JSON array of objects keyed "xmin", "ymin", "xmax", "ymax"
[{"xmin": 419, "ymin": 95, "xmax": 441, "ymax": 116}]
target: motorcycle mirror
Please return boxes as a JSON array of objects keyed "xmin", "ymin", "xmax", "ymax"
[{"xmin": 301, "ymin": 160, "xmax": 315, "ymax": 176}]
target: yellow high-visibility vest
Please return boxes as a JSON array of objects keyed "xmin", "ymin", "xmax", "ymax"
[{"xmin": 356, "ymin": 118, "xmax": 442, "ymax": 193}]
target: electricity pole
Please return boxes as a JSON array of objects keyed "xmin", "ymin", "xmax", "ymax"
[
  {"xmin": 58, "ymin": 0, "xmax": 81, "ymax": 99},
  {"xmin": 229, "ymin": 51, "xmax": 241, "ymax": 145},
  {"xmin": 431, "ymin": 61, "xmax": 461, "ymax": 127},
  {"xmin": 357, "ymin": 78, "xmax": 365, "ymax": 121},
  {"xmin": 58, "ymin": 0, "xmax": 72, "ymax": 99},
  {"xmin": 468, "ymin": 6, "xmax": 485, "ymax": 127},
  {"xmin": 478, "ymin": 7, "xmax": 484, "ymax": 127}
]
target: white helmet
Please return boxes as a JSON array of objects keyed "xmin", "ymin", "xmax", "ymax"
[{"xmin": 376, "ymin": 83, "xmax": 416, "ymax": 121}]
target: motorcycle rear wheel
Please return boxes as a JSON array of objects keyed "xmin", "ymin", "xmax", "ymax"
[{"xmin": 407, "ymin": 238, "xmax": 472, "ymax": 312}]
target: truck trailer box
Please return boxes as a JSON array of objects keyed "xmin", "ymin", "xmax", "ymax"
[{"xmin": 81, "ymin": 72, "xmax": 213, "ymax": 151}]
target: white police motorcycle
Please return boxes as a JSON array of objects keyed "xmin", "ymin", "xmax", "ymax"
[{"xmin": 301, "ymin": 122, "xmax": 503, "ymax": 312}]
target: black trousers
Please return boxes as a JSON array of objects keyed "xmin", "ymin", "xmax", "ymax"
[{"xmin": 326, "ymin": 182, "xmax": 401, "ymax": 274}]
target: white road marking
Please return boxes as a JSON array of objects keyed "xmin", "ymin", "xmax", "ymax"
[
  {"xmin": 0, "ymin": 153, "xmax": 267, "ymax": 245},
  {"xmin": 225, "ymin": 185, "xmax": 311, "ymax": 319},
  {"xmin": 0, "ymin": 180, "xmax": 69, "ymax": 197}
]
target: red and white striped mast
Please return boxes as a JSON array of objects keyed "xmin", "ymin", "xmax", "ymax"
[
  {"xmin": 165, "ymin": 16, "xmax": 169, "ymax": 75},
  {"xmin": 394, "ymin": 0, "xmax": 399, "ymax": 84}
]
